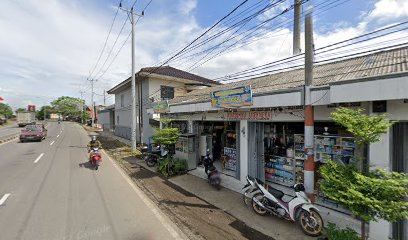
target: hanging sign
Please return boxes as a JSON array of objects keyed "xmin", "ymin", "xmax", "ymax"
[
  {"xmin": 152, "ymin": 100, "xmax": 169, "ymax": 113},
  {"xmin": 226, "ymin": 111, "xmax": 272, "ymax": 120},
  {"xmin": 211, "ymin": 85, "xmax": 253, "ymax": 108}
]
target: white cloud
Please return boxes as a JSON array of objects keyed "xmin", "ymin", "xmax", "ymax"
[
  {"xmin": 179, "ymin": 0, "xmax": 197, "ymax": 16},
  {"xmin": 367, "ymin": 0, "xmax": 408, "ymax": 22},
  {"xmin": 0, "ymin": 0, "xmax": 202, "ymax": 108}
]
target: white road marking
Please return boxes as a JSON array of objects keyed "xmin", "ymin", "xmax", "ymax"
[
  {"xmin": 57, "ymin": 134, "xmax": 60, "ymax": 138},
  {"xmin": 104, "ymin": 150, "xmax": 185, "ymax": 240},
  {"xmin": 0, "ymin": 193, "xmax": 11, "ymax": 206},
  {"xmin": 34, "ymin": 153, "xmax": 44, "ymax": 163},
  {"xmin": 50, "ymin": 141, "xmax": 55, "ymax": 146}
]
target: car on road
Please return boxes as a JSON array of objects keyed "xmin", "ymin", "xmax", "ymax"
[{"xmin": 19, "ymin": 124, "xmax": 47, "ymax": 142}]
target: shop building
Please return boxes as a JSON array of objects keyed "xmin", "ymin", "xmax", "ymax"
[{"xmin": 154, "ymin": 46, "xmax": 408, "ymax": 240}]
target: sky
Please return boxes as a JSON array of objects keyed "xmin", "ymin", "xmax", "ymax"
[{"xmin": 0, "ymin": 0, "xmax": 407, "ymax": 109}]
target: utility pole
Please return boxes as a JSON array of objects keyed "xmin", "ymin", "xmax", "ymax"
[
  {"xmin": 88, "ymin": 78, "xmax": 97, "ymax": 127},
  {"xmin": 103, "ymin": 90, "xmax": 106, "ymax": 106},
  {"xmin": 293, "ymin": 0, "xmax": 302, "ymax": 55},
  {"xmin": 303, "ymin": 7, "xmax": 315, "ymax": 202},
  {"xmin": 79, "ymin": 90, "xmax": 85, "ymax": 124},
  {"xmin": 120, "ymin": 3, "xmax": 144, "ymax": 150}
]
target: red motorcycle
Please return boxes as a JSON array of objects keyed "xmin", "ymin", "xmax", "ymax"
[{"xmin": 89, "ymin": 147, "xmax": 102, "ymax": 170}]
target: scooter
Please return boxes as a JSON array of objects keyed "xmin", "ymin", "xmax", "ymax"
[
  {"xmin": 203, "ymin": 150, "xmax": 221, "ymax": 190},
  {"xmin": 144, "ymin": 148, "xmax": 168, "ymax": 167},
  {"xmin": 249, "ymin": 177, "xmax": 323, "ymax": 236},
  {"xmin": 89, "ymin": 147, "xmax": 102, "ymax": 170},
  {"xmin": 242, "ymin": 175, "xmax": 261, "ymax": 205}
]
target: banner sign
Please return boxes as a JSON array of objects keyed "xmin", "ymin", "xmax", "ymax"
[
  {"xmin": 152, "ymin": 100, "xmax": 169, "ymax": 113},
  {"xmin": 226, "ymin": 111, "xmax": 272, "ymax": 121},
  {"xmin": 211, "ymin": 85, "xmax": 253, "ymax": 108}
]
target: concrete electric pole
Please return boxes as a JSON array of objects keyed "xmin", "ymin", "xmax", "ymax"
[
  {"xmin": 79, "ymin": 90, "xmax": 85, "ymax": 124},
  {"xmin": 293, "ymin": 0, "xmax": 302, "ymax": 55},
  {"xmin": 88, "ymin": 78, "xmax": 97, "ymax": 127},
  {"xmin": 303, "ymin": 7, "xmax": 315, "ymax": 202},
  {"xmin": 120, "ymin": 3, "xmax": 144, "ymax": 150}
]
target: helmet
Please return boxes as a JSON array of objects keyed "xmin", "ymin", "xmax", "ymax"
[{"xmin": 91, "ymin": 136, "xmax": 97, "ymax": 142}]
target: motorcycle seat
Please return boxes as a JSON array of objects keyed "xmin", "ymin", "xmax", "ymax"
[{"xmin": 268, "ymin": 187, "xmax": 284, "ymax": 199}]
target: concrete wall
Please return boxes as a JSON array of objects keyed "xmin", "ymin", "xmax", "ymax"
[
  {"xmin": 239, "ymin": 120, "xmax": 248, "ymax": 184},
  {"xmin": 98, "ymin": 111, "xmax": 111, "ymax": 130}
]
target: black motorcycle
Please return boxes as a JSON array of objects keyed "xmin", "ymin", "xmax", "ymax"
[
  {"xmin": 144, "ymin": 146, "xmax": 168, "ymax": 167},
  {"xmin": 203, "ymin": 149, "xmax": 221, "ymax": 190}
]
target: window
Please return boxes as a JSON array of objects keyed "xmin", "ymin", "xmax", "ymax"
[
  {"xmin": 117, "ymin": 115, "xmax": 120, "ymax": 124},
  {"xmin": 160, "ymin": 85, "xmax": 174, "ymax": 99},
  {"xmin": 120, "ymin": 94, "xmax": 124, "ymax": 107}
]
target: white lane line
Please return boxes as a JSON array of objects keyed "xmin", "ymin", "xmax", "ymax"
[
  {"xmin": 104, "ymin": 150, "xmax": 185, "ymax": 240},
  {"xmin": 0, "ymin": 193, "xmax": 11, "ymax": 206},
  {"xmin": 57, "ymin": 134, "xmax": 60, "ymax": 138},
  {"xmin": 50, "ymin": 141, "xmax": 55, "ymax": 146},
  {"xmin": 34, "ymin": 153, "xmax": 44, "ymax": 164}
]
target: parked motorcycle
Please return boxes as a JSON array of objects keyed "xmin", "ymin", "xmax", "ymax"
[
  {"xmin": 242, "ymin": 175, "xmax": 261, "ymax": 205},
  {"xmin": 246, "ymin": 176, "xmax": 323, "ymax": 236},
  {"xmin": 144, "ymin": 149, "xmax": 168, "ymax": 167},
  {"xmin": 203, "ymin": 149, "xmax": 221, "ymax": 190},
  {"xmin": 90, "ymin": 147, "xmax": 102, "ymax": 170}
]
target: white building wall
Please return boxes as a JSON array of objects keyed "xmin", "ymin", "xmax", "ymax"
[
  {"xmin": 98, "ymin": 111, "xmax": 111, "ymax": 130},
  {"xmin": 148, "ymin": 78, "xmax": 186, "ymax": 99},
  {"xmin": 239, "ymin": 120, "xmax": 249, "ymax": 184}
]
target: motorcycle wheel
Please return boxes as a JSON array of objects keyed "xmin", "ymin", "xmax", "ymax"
[
  {"xmin": 251, "ymin": 193, "xmax": 267, "ymax": 216},
  {"xmin": 146, "ymin": 158, "xmax": 156, "ymax": 167},
  {"xmin": 299, "ymin": 209, "xmax": 323, "ymax": 236},
  {"xmin": 242, "ymin": 190, "xmax": 251, "ymax": 206}
]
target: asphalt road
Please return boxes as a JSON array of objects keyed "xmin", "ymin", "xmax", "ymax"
[
  {"xmin": 0, "ymin": 123, "xmax": 20, "ymax": 138},
  {"xmin": 0, "ymin": 122, "xmax": 185, "ymax": 240}
]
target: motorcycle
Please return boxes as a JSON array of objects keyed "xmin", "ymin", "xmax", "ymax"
[
  {"xmin": 144, "ymin": 148, "xmax": 168, "ymax": 167},
  {"xmin": 242, "ymin": 175, "xmax": 261, "ymax": 205},
  {"xmin": 247, "ymin": 176, "xmax": 323, "ymax": 236},
  {"xmin": 203, "ymin": 149, "xmax": 221, "ymax": 190},
  {"xmin": 89, "ymin": 147, "xmax": 102, "ymax": 170}
]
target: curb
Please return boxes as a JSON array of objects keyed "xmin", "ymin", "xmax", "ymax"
[{"xmin": 0, "ymin": 134, "xmax": 19, "ymax": 144}]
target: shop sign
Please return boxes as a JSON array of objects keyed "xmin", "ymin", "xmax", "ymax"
[
  {"xmin": 152, "ymin": 100, "xmax": 169, "ymax": 113},
  {"xmin": 211, "ymin": 85, "xmax": 253, "ymax": 108},
  {"xmin": 226, "ymin": 111, "xmax": 272, "ymax": 120}
]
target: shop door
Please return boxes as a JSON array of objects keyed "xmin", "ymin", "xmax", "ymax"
[
  {"xmin": 391, "ymin": 122, "xmax": 408, "ymax": 240},
  {"xmin": 248, "ymin": 122, "xmax": 264, "ymax": 180}
]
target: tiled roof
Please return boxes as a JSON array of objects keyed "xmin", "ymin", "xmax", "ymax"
[
  {"xmin": 107, "ymin": 66, "xmax": 219, "ymax": 94},
  {"xmin": 169, "ymin": 46, "xmax": 408, "ymax": 105},
  {"xmin": 140, "ymin": 66, "xmax": 220, "ymax": 86}
]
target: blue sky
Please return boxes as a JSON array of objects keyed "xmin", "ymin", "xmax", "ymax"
[{"xmin": 0, "ymin": 0, "xmax": 407, "ymax": 108}]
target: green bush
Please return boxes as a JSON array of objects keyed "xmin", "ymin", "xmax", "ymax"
[
  {"xmin": 326, "ymin": 223, "xmax": 359, "ymax": 240},
  {"xmin": 158, "ymin": 158, "xmax": 187, "ymax": 177}
]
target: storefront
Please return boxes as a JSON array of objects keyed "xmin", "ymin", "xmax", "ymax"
[
  {"xmin": 247, "ymin": 117, "xmax": 362, "ymax": 211},
  {"xmin": 194, "ymin": 120, "xmax": 240, "ymax": 179}
]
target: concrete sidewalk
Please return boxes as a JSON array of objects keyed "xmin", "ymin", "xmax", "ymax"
[{"xmin": 134, "ymin": 158, "xmax": 315, "ymax": 240}]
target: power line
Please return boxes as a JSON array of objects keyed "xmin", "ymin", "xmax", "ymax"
[{"xmin": 87, "ymin": 1, "xmax": 122, "ymax": 80}]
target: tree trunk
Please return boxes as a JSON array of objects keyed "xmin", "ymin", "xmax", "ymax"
[{"xmin": 361, "ymin": 219, "xmax": 366, "ymax": 240}]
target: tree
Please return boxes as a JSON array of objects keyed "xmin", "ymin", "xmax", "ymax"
[
  {"xmin": 36, "ymin": 106, "xmax": 53, "ymax": 120},
  {"xmin": 15, "ymin": 108, "xmax": 26, "ymax": 113},
  {"xmin": 51, "ymin": 96, "xmax": 84, "ymax": 119},
  {"xmin": 0, "ymin": 103, "xmax": 13, "ymax": 118},
  {"xmin": 152, "ymin": 119, "xmax": 181, "ymax": 176},
  {"xmin": 319, "ymin": 108, "xmax": 408, "ymax": 239},
  {"xmin": 152, "ymin": 119, "xmax": 180, "ymax": 155}
]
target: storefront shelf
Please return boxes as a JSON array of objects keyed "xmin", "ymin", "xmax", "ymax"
[{"xmin": 265, "ymin": 167, "xmax": 293, "ymax": 173}]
